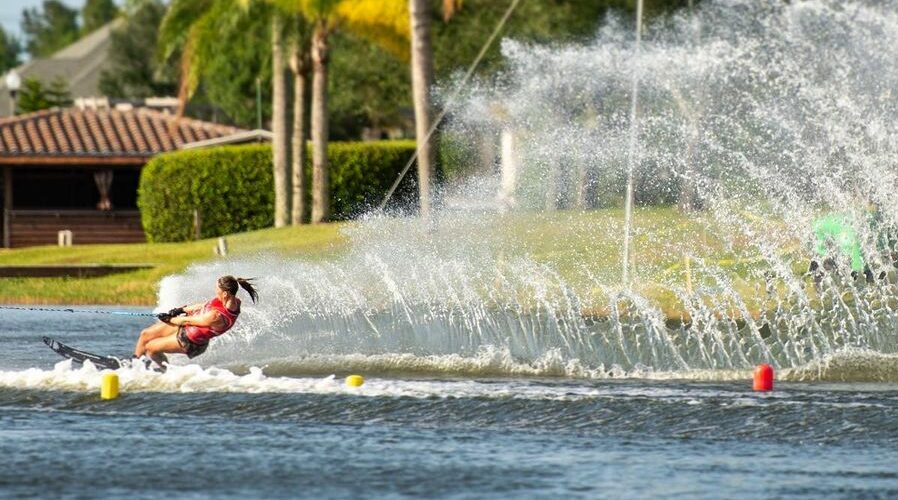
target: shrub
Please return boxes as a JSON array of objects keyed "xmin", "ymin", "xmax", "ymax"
[
  {"xmin": 327, "ymin": 140, "xmax": 418, "ymax": 219},
  {"xmin": 138, "ymin": 141, "xmax": 419, "ymax": 242},
  {"xmin": 138, "ymin": 145, "xmax": 274, "ymax": 242}
]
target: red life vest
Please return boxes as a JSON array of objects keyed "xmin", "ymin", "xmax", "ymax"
[{"xmin": 184, "ymin": 297, "xmax": 240, "ymax": 344}]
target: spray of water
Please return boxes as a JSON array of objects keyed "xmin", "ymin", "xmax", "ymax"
[
  {"xmin": 160, "ymin": 0, "xmax": 898, "ymax": 380},
  {"xmin": 622, "ymin": 0, "xmax": 645, "ymax": 285}
]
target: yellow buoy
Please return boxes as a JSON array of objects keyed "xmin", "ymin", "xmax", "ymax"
[
  {"xmin": 345, "ymin": 374, "xmax": 364, "ymax": 388},
  {"xmin": 101, "ymin": 372, "xmax": 119, "ymax": 400}
]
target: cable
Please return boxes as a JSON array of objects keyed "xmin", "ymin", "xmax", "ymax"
[
  {"xmin": 378, "ymin": 0, "xmax": 522, "ymax": 211},
  {"xmin": 0, "ymin": 305, "xmax": 155, "ymax": 317}
]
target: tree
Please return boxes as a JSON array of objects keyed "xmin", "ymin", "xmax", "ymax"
[
  {"xmin": 323, "ymin": 0, "xmax": 625, "ymax": 142},
  {"xmin": 82, "ymin": 0, "xmax": 119, "ymax": 34},
  {"xmin": 327, "ymin": 30, "xmax": 410, "ymax": 139},
  {"xmin": 17, "ymin": 77, "xmax": 72, "ymax": 113},
  {"xmin": 289, "ymin": 18, "xmax": 311, "ymax": 224},
  {"xmin": 308, "ymin": 13, "xmax": 330, "ymax": 223},
  {"xmin": 158, "ymin": 0, "xmax": 275, "ymax": 127},
  {"xmin": 99, "ymin": 0, "xmax": 177, "ymax": 99},
  {"xmin": 187, "ymin": 5, "xmax": 273, "ymax": 127},
  {"xmin": 236, "ymin": 6, "xmax": 312, "ymax": 226},
  {"xmin": 161, "ymin": 0, "xmax": 289, "ymax": 225},
  {"xmin": 271, "ymin": 13, "xmax": 289, "ymax": 227},
  {"xmin": 21, "ymin": 0, "xmax": 79, "ymax": 58},
  {"xmin": 272, "ymin": 0, "xmax": 409, "ymax": 223},
  {"xmin": 45, "ymin": 77, "xmax": 73, "ymax": 108},
  {"xmin": 408, "ymin": 0, "xmax": 437, "ymax": 217},
  {"xmin": 17, "ymin": 79, "xmax": 50, "ymax": 113},
  {"xmin": 0, "ymin": 27, "xmax": 21, "ymax": 74}
]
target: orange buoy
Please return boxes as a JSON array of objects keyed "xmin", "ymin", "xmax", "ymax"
[{"xmin": 753, "ymin": 363, "xmax": 774, "ymax": 391}]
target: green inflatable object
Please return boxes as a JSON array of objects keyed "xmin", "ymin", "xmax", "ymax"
[{"xmin": 813, "ymin": 214, "xmax": 864, "ymax": 272}]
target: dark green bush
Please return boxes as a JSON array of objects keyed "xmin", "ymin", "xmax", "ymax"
[
  {"xmin": 328, "ymin": 140, "xmax": 418, "ymax": 219},
  {"xmin": 138, "ymin": 140, "xmax": 419, "ymax": 242},
  {"xmin": 138, "ymin": 144, "xmax": 274, "ymax": 242}
]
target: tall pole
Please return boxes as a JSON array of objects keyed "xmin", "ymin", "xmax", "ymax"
[
  {"xmin": 255, "ymin": 77, "xmax": 262, "ymax": 130},
  {"xmin": 622, "ymin": 0, "xmax": 644, "ymax": 286},
  {"xmin": 3, "ymin": 167, "xmax": 12, "ymax": 248}
]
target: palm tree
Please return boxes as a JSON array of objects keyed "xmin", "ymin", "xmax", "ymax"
[
  {"xmin": 157, "ymin": 0, "xmax": 215, "ymax": 117},
  {"xmin": 273, "ymin": 0, "xmax": 409, "ymax": 223},
  {"xmin": 271, "ymin": 13, "xmax": 289, "ymax": 227},
  {"xmin": 408, "ymin": 0, "xmax": 435, "ymax": 217},
  {"xmin": 163, "ymin": 0, "xmax": 407, "ymax": 225},
  {"xmin": 160, "ymin": 0, "xmax": 292, "ymax": 227},
  {"xmin": 407, "ymin": 0, "xmax": 462, "ymax": 217},
  {"xmin": 289, "ymin": 24, "xmax": 309, "ymax": 225},
  {"xmin": 308, "ymin": 13, "xmax": 330, "ymax": 223}
]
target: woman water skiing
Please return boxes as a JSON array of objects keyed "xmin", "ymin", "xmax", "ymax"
[{"xmin": 132, "ymin": 275, "xmax": 258, "ymax": 367}]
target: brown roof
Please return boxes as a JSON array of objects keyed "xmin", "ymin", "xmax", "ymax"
[{"xmin": 0, "ymin": 107, "xmax": 242, "ymax": 165}]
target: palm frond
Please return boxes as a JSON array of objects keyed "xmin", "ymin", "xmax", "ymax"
[
  {"xmin": 157, "ymin": 0, "xmax": 214, "ymax": 63},
  {"xmin": 335, "ymin": 0, "xmax": 409, "ymax": 61}
]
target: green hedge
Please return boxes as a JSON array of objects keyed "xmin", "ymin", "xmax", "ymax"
[
  {"xmin": 328, "ymin": 140, "xmax": 418, "ymax": 219},
  {"xmin": 138, "ymin": 144, "xmax": 274, "ymax": 242},
  {"xmin": 138, "ymin": 141, "xmax": 418, "ymax": 242}
]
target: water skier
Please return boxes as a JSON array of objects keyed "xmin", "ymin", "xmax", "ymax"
[{"xmin": 132, "ymin": 276, "xmax": 258, "ymax": 367}]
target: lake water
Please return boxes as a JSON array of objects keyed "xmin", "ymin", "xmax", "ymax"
[{"xmin": 2, "ymin": 307, "xmax": 898, "ymax": 498}]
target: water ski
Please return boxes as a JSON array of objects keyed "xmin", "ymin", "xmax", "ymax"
[{"xmin": 43, "ymin": 336, "xmax": 125, "ymax": 370}]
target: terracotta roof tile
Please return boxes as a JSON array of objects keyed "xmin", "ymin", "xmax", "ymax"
[
  {"xmin": 85, "ymin": 111, "xmax": 108, "ymax": 151},
  {"xmin": 37, "ymin": 116, "xmax": 57, "ymax": 151},
  {"xmin": 12, "ymin": 123, "xmax": 29, "ymax": 152},
  {"xmin": 0, "ymin": 107, "xmax": 241, "ymax": 158},
  {"xmin": 96, "ymin": 111, "xmax": 118, "ymax": 151},
  {"xmin": 48, "ymin": 114, "xmax": 69, "ymax": 152},
  {"xmin": 70, "ymin": 111, "xmax": 95, "ymax": 151},
  {"xmin": 24, "ymin": 121, "xmax": 40, "ymax": 151},
  {"xmin": 1, "ymin": 126, "xmax": 15, "ymax": 151},
  {"xmin": 107, "ymin": 111, "xmax": 128, "ymax": 151},
  {"xmin": 60, "ymin": 112, "xmax": 82, "ymax": 152},
  {"xmin": 136, "ymin": 111, "xmax": 159, "ymax": 152}
]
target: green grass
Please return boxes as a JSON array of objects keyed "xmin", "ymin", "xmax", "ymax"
[
  {"xmin": 0, "ymin": 224, "xmax": 349, "ymax": 304},
  {"xmin": 484, "ymin": 207, "xmax": 792, "ymax": 318},
  {"xmin": 0, "ymin": 207, "xmax": 806, "ymax": 315}
]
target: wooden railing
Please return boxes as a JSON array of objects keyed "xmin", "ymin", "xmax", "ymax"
[{"xmin": 4, "ymin": 209, "xmax": 145, "ymax": 248}]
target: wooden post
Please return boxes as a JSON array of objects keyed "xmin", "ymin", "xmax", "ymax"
[
  {"xmin": 3, "ymin": 167, "xmax": 11, "ymax": 248},
  {"xmin": 193, "ymin": 209, "xmax": 201, "ymax": 240},
  {"xmin": 215, "ymin": 237, "xmax": 228, "ymax": 256},
  {"xmin": 58, "ymin": 230, "xmax": 73, "ymax": 247}
]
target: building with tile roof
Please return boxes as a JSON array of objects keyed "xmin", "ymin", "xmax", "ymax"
[
  {"xmin": 0, "ymin": 105, "xmax": 239, "ymax": 162},
  {"xmin": 0, "ymin": 104, "xmax": 245, "ymax": 247}
]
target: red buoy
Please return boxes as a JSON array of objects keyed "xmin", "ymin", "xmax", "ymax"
[{"xmin": 753, "ymin": 363, "xmax": 774, "ymax": 391}]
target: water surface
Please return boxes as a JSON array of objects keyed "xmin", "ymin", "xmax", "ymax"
[{"xmin": 1, "ymin": 308, "xmax": 897, "ymax": 498}]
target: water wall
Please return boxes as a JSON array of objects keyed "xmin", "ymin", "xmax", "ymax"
[{"xmin": 161, "ymin": 0, "xmax": 898, "ymax": 380}]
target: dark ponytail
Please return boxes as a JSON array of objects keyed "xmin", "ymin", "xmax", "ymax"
[
  {"xmin": 218, "ymin": 275, "xmax": 259, "ymax": 303},
  {"xmin": 237, "ymin": 277, "xmax": 258, "ymax": 303}
]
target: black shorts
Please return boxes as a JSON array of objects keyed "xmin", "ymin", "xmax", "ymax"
[{"xmin": 177, "ymin": 327, "xmax": 208, "ymax": 359}]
